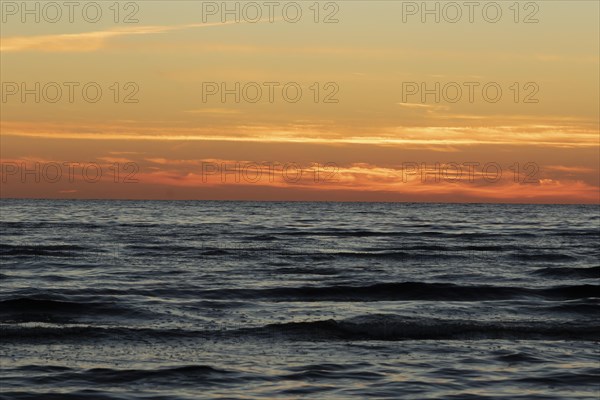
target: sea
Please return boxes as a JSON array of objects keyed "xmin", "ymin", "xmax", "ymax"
[{"xmin": 0, "ymin": 199, "xmax": 598, "ymax": 399}]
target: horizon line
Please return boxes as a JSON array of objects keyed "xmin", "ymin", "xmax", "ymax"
[{"xmin": 1, "ymin": 197, "xmax": 598, "ymax": 206}]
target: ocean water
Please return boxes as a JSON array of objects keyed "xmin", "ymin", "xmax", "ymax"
[{"xmin": 0, "ymin": 199, "xmax": 598, "ymax": 399}]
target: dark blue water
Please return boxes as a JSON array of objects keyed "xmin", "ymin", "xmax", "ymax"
[{"xmin": 1, "ymin": 200, "xmax": 598, "ymax": 399}]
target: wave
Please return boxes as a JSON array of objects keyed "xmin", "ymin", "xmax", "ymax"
[
  {"xmin": 126, "ymin": 244, "xmax": 232, "ymax": 257},
  {"xmin": 537, "ymin": 302, "xmax": 600, "ymax": 315},
  {"xmin": 256, "ymin": 314, "xmax": 600, "ymax": 341},
  {"xmin": 0, "ymin": 325, "xmax": 190, "ymax": 341},
  {"xmin": 3, "ymin": 283, "xmax": 598, "ymax": 307},
  {"xmin": 521, "ymin": 297, "xmax": 600, "ymax": 315},
  {"xmin": 0, "ymin": 296, "xmax": 142, "ymax": 322},
  {"xmin": 533, "ymin": 266, "xmax": 600, "ymax": 279},
  {"xmin": 0, "ymin": 244, "xmax": 90, "ymax": 257},
  {"xmin": 194, "ymin": 282, "xmax": 600, "ymax": 301},
  {"xmin": 550, "ymin": 230, "xmax": 600, "ymax": 237},
  {"xmin": 324, "ymin": 251, "xmax": 467, "ymax": 260},
  {"xmin": 2, "ymin": 314, "xmax": 597, "ymax": 342},
  {"xmin": 272, "ymin": 230, "xmax": 538, "ymax": 239},
  {"xmin": 494, "ymin": 351, "xmax": 545, "ymax": 364},
  {"xmin": 0, "ymin": 365, "xmax": 253, "ymax": 400},
  {"xmin": 1, "ymin": 364, "xmax": 240, "ymax": 386},
  {"xmin": 273, "ymin": 266, "xmax": 340, "ymax": 275},
  {"xmin": 511, "ymin": 253, "xmax": 577, "ymax": 262},
  {"xmin": 0, "ymin": 392, "xmax": 125, "ymax": 400},
  {"xmin": 0, "ymin": 221, "xmax": 105, "ymax": 229},
  {"xmin": 281, "ymin": 363, "xmax": 384, "ymax": 381}
]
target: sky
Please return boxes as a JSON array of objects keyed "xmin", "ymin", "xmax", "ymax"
[{"xmin": 1, "ymin": 0, "xmax": 599, "ymax": 203}]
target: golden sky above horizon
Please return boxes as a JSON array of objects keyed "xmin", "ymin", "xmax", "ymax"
[{"xmin": 1, "ymin": 0, "xmax": 599, "ymax": 203}]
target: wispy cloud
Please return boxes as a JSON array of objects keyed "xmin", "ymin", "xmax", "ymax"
[
  {"xmin": 184, "ymin": 108, "xmax": 242, "ymax": 115},
  {"xmin": 1, "ymin": 21, "xmax": 237, "ymax": 53},
  {"xmin": 2, "ymin": 120, "xmax": 598, "ymax": 148},
  {"xmin": 129, "ymin": 159, "xmax": 600, "ymax": 203},
  {"xmin": 544, "ymin": 165, "xmax": 596, "ymax": 173}
]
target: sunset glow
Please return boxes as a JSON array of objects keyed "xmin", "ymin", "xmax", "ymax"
[{"xmin": 1, "ymin": 1, "xmax": 598, "ymax": 203}]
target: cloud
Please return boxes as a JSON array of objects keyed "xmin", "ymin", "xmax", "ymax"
[
  {"xmin": 2, "ymin": 119, "xmax": 598, "ymax": 148},
  {"xmin": 543, "ymin": 165, "xmax": 595, "ymax": 173},
  {"xmin": 3, "ymin": 155, "xmax": 598, "ymax": 203},
  {"xmin": 0, "ymin": 21, "xmax": 237, "ymax": 53},
  {"xmin": 396, "ymin": 103, "xmax": 448, "ymax": 110},
  {"xmin": 97, "ymin": 156, "xmax": 134, "ymax": 164},
  {"xmin": 130, "ymin": 159, "xmax": 600, "ymax": 203},
  {"xmin": 184, "ymin": 108, "xmax": 242, "ymax": 115}
]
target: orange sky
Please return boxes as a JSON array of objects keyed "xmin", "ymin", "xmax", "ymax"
[{"xmin": 1, "ymin": 1, "xmax": 599, "ymax": 203}]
